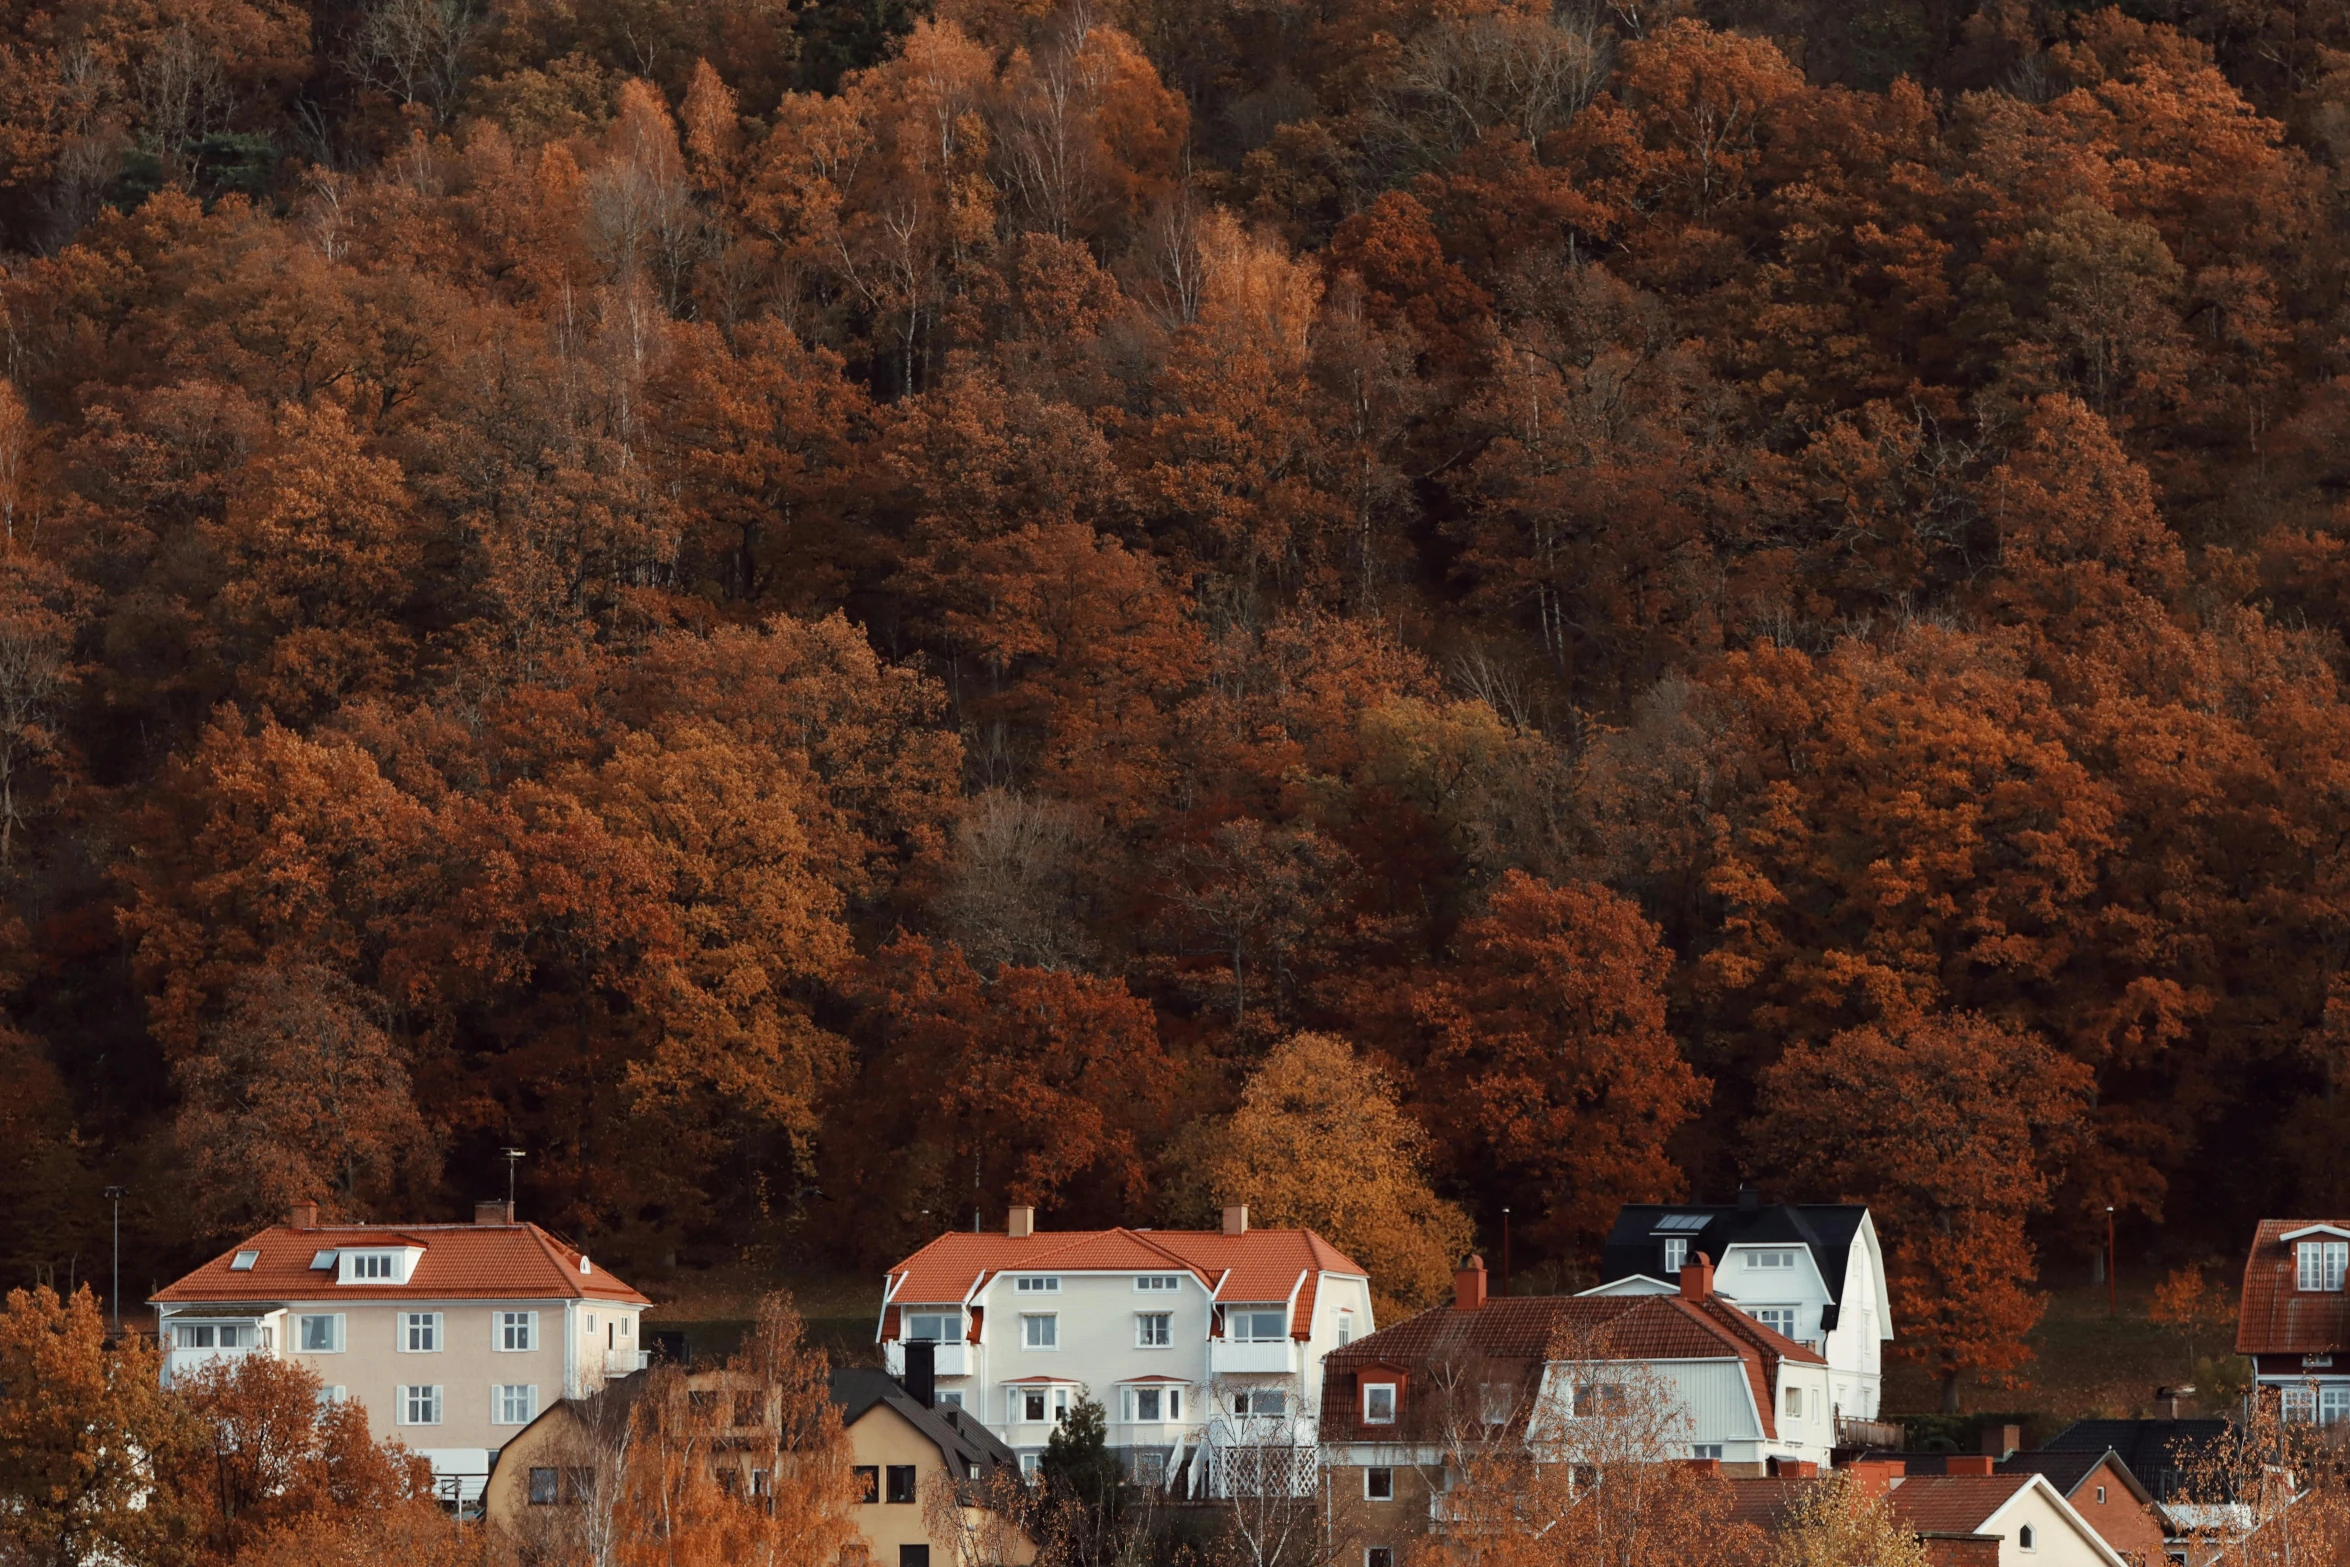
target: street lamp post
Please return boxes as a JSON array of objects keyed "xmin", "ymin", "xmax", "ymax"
[
  {"xmin": 499, "ymin": 1148, "xmax": 525, "ymax": 1214},
  {"xmin": 102, "ymin": 1186, "xmax": 127, "ymax": 1338}
]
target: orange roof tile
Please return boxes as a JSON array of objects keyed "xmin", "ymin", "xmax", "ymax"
[
  {"xmin": 2234, "ymin": 1220, "xmax": 2350, "ymax": 1356},
  {"xmin": 883, "ymin": 1226, "xmax": 1366, "ymax": 1339},
  {"xmin": 152, "ymin": 1222, "xmax": 650, "ymax": 1305},
  {"xmin": 1886, "ymin": 1475, "xmax": 2036, "ymax": 1535}
]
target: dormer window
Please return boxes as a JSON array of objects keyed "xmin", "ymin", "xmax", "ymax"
[
  {"xmin": 906, "ymin": 1311, "xmax": 962, "ymax": 1342},
  {"xmin": 1663, "ymin": 1238, "xmax": 1688, "ymax": 1275},
  {"xmin": 337, "ymin": 1247, "xmax": 420, "ymax": 1285},
  {"xmin": 230, "ymin": 1250, "xmax": 260, "ymax": 1271},
  {"xmin": 1363, "ymin": 1382, "xmax": 1397, "ymax": 1423},
  {"xmin": 2297, "ymin": 1241, "xmax": 2347, "ymax": 1293},
  {"xmin": 1230, "ymin": 1309, "xmax": 1288, "ymax": 1342}
]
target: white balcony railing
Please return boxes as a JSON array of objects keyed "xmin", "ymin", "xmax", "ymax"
[
  {"xmin": 1207, "ymin": 1442, "xmax": 1317, "ymax": 1498},
  {"xmin": 1210, "ymin": 1338, "xmax": 1299, "ymax": 1375},
  {"xmin": 164, "ymin": 1344, "xmax": 268, "ymax": 1385},
  {"xmin": 603, "ymin": 1349, "xmax": 650, "ymax": 1377},
  {"xmin": 884, "ymin": 1340, "xmax": 971, "ymax": 1377}
]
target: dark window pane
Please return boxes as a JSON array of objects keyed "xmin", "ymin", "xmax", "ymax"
[
  {"xmin": 854, "ymin": 1466, "xmax": 880, "ymax": 1504},
  {"xmin": 528, "ymin": 1468, "xmax": 558, "ymax": 1505},
  {"xmin": 886, "ymin": 1464, "xmax": 918, "ymax": 1504}
]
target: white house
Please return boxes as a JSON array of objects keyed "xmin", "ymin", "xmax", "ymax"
[
  {"xmin": 1321, "ymin": 1256, "xmax": 1837, "ymax": 1486},
  {"xmin": 1581, "ymin": 1192, "xmax": 1893, "ymax": 1429},
  {"xmin": 877, "ymin": 1204, "xmax": 1374, "ymax": 1493},
  {"xmin": 152, "ymin": 1200, "xmax": 651, "ymax": 1506}
]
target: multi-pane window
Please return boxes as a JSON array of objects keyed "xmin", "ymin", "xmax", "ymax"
[
  {"xmin": 495, "ymin": 1385, "xmax": 537, "ymax": 1425},
  {"xmin": 1571, "ymin": 1383, "xmax": 1629, "ymax": 1418},
  {"xmin": 1136, "ymin": 1313, "xmax": 1172, "ymax": 1348},
  {"xmin": 402, "ymin": 1313, "xmax": 441, "ymax": 1352},
  {"xmin": 906, "ymin": 1311, "xmax": 962, "ymax": 1342},
  {"xmin": 1135, "ymin": 1275, "xmax": 1181, "ymax": 1292},
  {"xmin": 2297, "ymin": 1241, "xmax": 2348, "ymax": 1293},
  {"xmin": 1015, "ymin": 1276, "xmax": 1060, "ymax": 1294},
  {"xmin": 1691, "ymin": 1445, "xmax": 1724, "ymax": 1460},
  {"xmin": 1749, "ymin": 1306, "xmax": 1799, "ymax": 1339},
  {"xmin": 1233, "ymin": 1389, "xmax": 1286, "ymax": 1417},
  {"xmin": 2325, "ymin": 1386, "xmax": 2350, "ymax": 1426},
  {"xmin": 299, "ymin": 1314, "xmax": 342, "ymax": 1352},
  {"xmin": 528, "ymin": 1468, "xmax": 560, "ymax": 1506},
  {"xmin": 1023, "ymin": 1314, "xmax": 1058, "ymax": 1349},
  {"xmin": 1785, "ymin": 1386, "xmax": 1804, "ymax": 1418},
  {"xmin": 936, "ymin": 1391, "xmax": 964, "ymax": 1410},
  {"xmin": 1336, "ymin": 1311, "xmax": 1354, "ymax": 1346},
  {"xmin": 499, "ymin": 1311, "xmax": 537, "ymax": 1351},
  {"xmin": 348, "ymin": 1253, "xmax": 397, "ymax": 1280},
  {"xmin": 1016, "ymin": 1387, "xmax": 1071, "ymax": 1423},
  {"xmin": 1230, "ymin": 1309, "xmax": 1288, "ymax": 1342},
  {"xmin": 1123, "ymin": 1386, "xmax": 1181, "ymax": 1421},
  {"xmin": 1663, "ymin": 1238, "xmax": 1689, "ymax": 1275},
  {"xmin": 399, "ymin": 1385, "xmax": 443, "ymax": 1425},
  {"xmin": 1747, "ymin": 1250, "xmax": 1799, "ymax": 1271}
]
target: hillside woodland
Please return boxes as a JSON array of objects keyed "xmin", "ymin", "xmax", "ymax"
[{"xmin": 4, "ymin": 0, "xmax": 2350, "ymax": 1404}]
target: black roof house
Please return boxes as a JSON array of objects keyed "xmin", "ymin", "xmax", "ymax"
[
  {"xmin": 1595, "ymin": 1193, "xmax": 1877, "ymax": 1331},
  {"xmin": 2026, "ymin": 1419, "xmax": 2233, "ymax": 1503}
]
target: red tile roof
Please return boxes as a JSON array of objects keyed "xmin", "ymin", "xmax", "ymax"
[
  {"xmin": 1886, "ymin": 1475, "xmax": 2036, "ymax": 1534},
  {"xmin": 2235, "ymin": 1220, "xmax": 2350, "ymax": 1356},
  {"xmin": 152, "ymin": 1222, "xmax": 650, "ymax": 1305},
  {"xmin": 1724, "ymin": 1476, "xmax": 1815, "ymax": 1531},
  {"xmin": 1316, "ymin": 1289, "xmax": 1822, "ymax": 1441},
  {"xmin": 884, "ymin": 1226, "xmax": 1365, "ymax": 1339}
]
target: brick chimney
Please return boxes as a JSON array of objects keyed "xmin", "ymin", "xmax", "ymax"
[
  {"xmin": 288, "ymin": 1200, "xmax": 319, "ymax": 1229},
  {"xmin": 1979, "ymin": 1423, "xmax": 2020, "ymax": 1460},
  {"xmin": 475, "ymin": 1199, "xmax": 515, "ymax": 1225},
  {"xmin": 1768, "ymin": 1458, "xmax": 1819, "ymax": 1478},
  {"xmin": 1222, "ymin": 1204, "xmax": 1249, "ymax": 1237},
  {"xmin": 1845, "ymin": 1458, "xmax": 1906, "ymax": 1498},
  {"xmin": 1007, "ymin": 1205, "xmax": 1035, "ymax": 1238},
  {"xmin": 1454, "ymin": 1255, "xmax": 1488, "ymax": 1310},
  {"xmin": 1946, "ymin": 1455, "xmax": 1996, "ymax": 1476},
  {"xmin": 1679, "ymin": 1251, "xmax": 1716, "ymax": 1300}
]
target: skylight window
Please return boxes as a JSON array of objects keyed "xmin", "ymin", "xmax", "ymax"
[
  {"xmin": 230, "ymin": 1250, "xmax": 260, "ymax": 1271},
  {"xmin": 310, "ymin": 1250, "xmax": 340, "ymax": 1270},
  {"xmin": 1652, "ymin": 1215, "xmax": 1709, "ymax": 1233}
]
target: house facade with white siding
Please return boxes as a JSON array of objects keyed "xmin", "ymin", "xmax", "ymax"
[
  {"xmin": 1581, "ymin": 1193, "xmax": 1893, "ymax": 1427},
  {"xmin": 877, "ymin": 1205, "xmax": 1373, "ymax": 1494}
]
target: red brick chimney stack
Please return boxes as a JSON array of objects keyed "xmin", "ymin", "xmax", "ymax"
[
  {"xmin": 1680, "ymin": 1251, "xmax": 1716, "ymax": 1300},
  {"xmin": 1455, "ymin": 1254, "xmax": 1488, "ymax": 1310},
  {"xmin": 288, "ymin": 1200, "xmax": 319, "ymax": 1229}
]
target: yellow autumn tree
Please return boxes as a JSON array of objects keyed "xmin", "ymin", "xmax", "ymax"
[{"xmin": 1166, "ymin": 1031, "xmax": 1472, "ymax": 1312}]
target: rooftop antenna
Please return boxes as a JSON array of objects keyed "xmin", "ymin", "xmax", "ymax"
[{"xmin": 500, "ymin": 1147, "xmax": 526, "ymax": 1213}]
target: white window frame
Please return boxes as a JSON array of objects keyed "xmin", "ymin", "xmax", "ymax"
[
  {"xmin": 1750, "ymin": 1305, "xmax": 1799, "ymax": 1338},
  {"xmin": 1747, "ymin": 1250, "xmax": 1799, "ymax": 1271},
  {"xmin": 1230, "ymin": 1308, "xmax": 1288, "ymax": 1343},
  {"xmin": 1015, "ymin": 1276, "xmax": 1060, "ymax": 1294},
  {"xmin": 1022, "ymin": 1313, "xmax": 1058, "ymax": 1350},
  {"xmin": 297, "ymin": 1313, "xmax": 345, "ymax": 1353},
  {"xmin": 1122, "ymin": 1385, "xmax": 1182, "ymax": 1423},
  {"xmin": 1336, "ymin": 1310, "xmax": 1354, "ymax": 1346},
  {"xmin": 1365, "ymin": 1466, "xmax": 1395, "ymax": 1501},
  {"xmin": 493, "ymin": 1384, "xmax": 539, "ymax": 1425},
  {"xmin": 2298, "ymin": 1241, "xmax": 2348, "ymax": 1293},
  {"xmin": 1234, "ymin": 1388, "xmax": 1287, "ymax": 1418},
  {"xmin": 1691, "ymin": 1444, "xmax": 1723, "ymax": 1460},
  {"xmin": 1662, "ymin": 1238, "xmax": 1688, "ymax": 1275},
  {"xmin": 398, "ymin": 1384, "xmax": 444, "ymax": 1426},
  {"xmin": 1363, "ymin": 1382, "xmax": 1397, "ymax": 1424},
  {"xmin": 2019, "ymin": 1523, "xmax": 2037, "ymax": 1552},
  {"xmin": 343, "ymin": 1251, "xmax": 402, "ymax": 1283},
  {"xmin": 2283, "ymin": 1386, "xmax": 2317, "ymax": 1423},
  {"xmin": 497, "ymin": 1311, "xmax": 538, "ymax": 1352},
  {"xmin": 316, "ymin": 1385, "xmax": 347, "ymax": 1406},
  {"xmin": 906, "ymin": 1310, "xmax": 962, "ymax": 1343},
  {"xmin": 936, "ymin": 1390, "xmax": 965, "ymax": 1411},
  {"xmin": 1136, "ymin": 1312, "xmax": 1172, "ymax": 1348},
  {"xmin": 400, "ymin": 1311, "xmax": 443, "ymax": 1352},
  {"xmin": 1134, "ymin": 1275, "xmax": 1181, "ymax": 1292},
  {"xmin": 2323, "ymin": 1385, "xmax": 2350, "ymax": 1425},
  {"xmin": 230, "ymin": 1250, "xmax": 260, "ymax": 1271},
  {"xmin": 1013, "ymin": 1386, "xmax": 1071, "ymax": 1424},
  {"xmin": 1785, "ymin": 1385, "xmax": 1803, "ymax": 1418}
]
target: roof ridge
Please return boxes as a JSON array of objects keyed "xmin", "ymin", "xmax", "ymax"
[{"xmin": 524, "ymin": 1221, "xmax": 588, "ymax": 1298}]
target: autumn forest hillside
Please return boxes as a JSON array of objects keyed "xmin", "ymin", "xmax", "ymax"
[{"xmin": 3, "ymin": 0, "xmax": 2349, "ymax": 1402}]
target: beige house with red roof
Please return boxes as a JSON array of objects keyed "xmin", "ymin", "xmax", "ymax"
[
  {"xmin": 878, "ymin": 1204, "xmax": 1373, "ymax": 1495},
  {"xmin": 2235, "ymin": 1218, "xmax": 2350, "ymax": 1425},
  {"xmin": 152, "ymin": 1200, "xmax": 650, "ymax": 1506}
]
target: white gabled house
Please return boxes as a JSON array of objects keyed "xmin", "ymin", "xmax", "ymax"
[
  {"xmin": 1581, "ymin": 1190, "xmax": 1894, "ymax": 1429},
  {"xmin": 877, "ymin": 1204, "xmax": 1373, "ymax": 1494}
]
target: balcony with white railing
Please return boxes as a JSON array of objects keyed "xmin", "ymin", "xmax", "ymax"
[
  {"xmin": 604, "ymin": 1349, "xmax": 651, "ymax": 1377},
  {"xmin": 884, "ymin": 1339, "xmax": 972, "ymax": 1377},
  {"xmin": 161, "ymin": 1318, "xmax": 277, "ymax": 1386},
  {"xmin": 1209, "ymin": 1337, "xmax": 1299, "ymax": 1375},
  {"xmin": 1205, "ymin": 1440, "xmax": 1317, "ymax": 1499}
]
